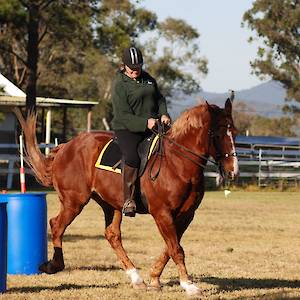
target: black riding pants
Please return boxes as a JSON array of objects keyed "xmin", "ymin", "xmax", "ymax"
[{"xmin": 114, "ymin": 130, "xmax": 149, "ymax": 168}]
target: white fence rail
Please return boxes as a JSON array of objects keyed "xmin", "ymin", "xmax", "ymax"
[
  {"xmin": 0, "ymin": 143, "xmax": 55, "ymax": 189},
  {"xmin": 1, "ymin": 138, "xmax": 300, "ymax": 189},
  {"xmin": 235, "ymin": 140, "xmax": 300, "ymax": 186}
]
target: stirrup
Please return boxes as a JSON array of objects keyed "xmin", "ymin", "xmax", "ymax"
[{"xmin": 122, "ymin": 201, "xmax": 136, "ymax": 217}]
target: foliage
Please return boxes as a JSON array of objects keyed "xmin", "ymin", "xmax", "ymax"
[
  {"xmin": 233, "ymin": 101, "xmax": 256, "ymax": 135},
  {"xmin": 249, "ymin": 115, "xmax": 295, "ymax": 136},
  {"xmin": 0, "ymin": 0, "xmax": 208, "ymax": 137},
  {"xmin": 145, "ymin": 17, "xmax": 208, "ymax": 96},
  {"xmin": 243, "ymin": 0, "xmax": 300, "ymax": 115},
  {"xmin": 233, "ymin": 101, "xmax": 296, "ymax": 136},
  {"xmin": 94, "ymin": 0, "xmax": 157, "ymax": 56},
  {"xmin": 0, "ymin": 0, "xmax": 28, "ymax": 88}
]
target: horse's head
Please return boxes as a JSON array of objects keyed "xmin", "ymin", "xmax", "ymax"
[{"xmin": 208, "ymin": 99, "xmax": 239, "ymax": 180}]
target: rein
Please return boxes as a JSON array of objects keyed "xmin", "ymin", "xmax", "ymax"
[
  {"xmin": 148, "ymin": 123, "xmax": 166, "ymax": 181},
  {"xmin": 149, "ymin": 123, "xmax": 219, "ymax": 181}
]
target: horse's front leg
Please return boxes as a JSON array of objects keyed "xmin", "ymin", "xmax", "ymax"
[
  {"xmin": 102, "ymin": 205, "xmax": 147, "ymax": 289},
  {"xmin": 152, "ymin": 210, "xmax": 201, "ymax": 296},
  {"xmin": 149, "ymin": 211, "xmax": 195, "ymax": 290}
]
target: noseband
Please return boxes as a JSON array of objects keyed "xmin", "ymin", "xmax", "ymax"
[{"xmin": 209, "ymin": 124, "xmax": 237, "ymax": 163}]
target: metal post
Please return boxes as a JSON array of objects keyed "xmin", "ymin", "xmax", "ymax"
[
  {"xmin": 102, "ymin": 117, "xmax": 110, "ymax": 131},
  {"xmin": 87, "ymin": 109, "xmax": 92, "ymax": 132},
  {"xmin": 258, "ymin": 148, "xmax": 262, "ymax": 186},
  {"xmin": 19, "ymin": 135, "xmax": 26, "ymax": 193},
  {"xmin": 41, "ymin": 108, "xmax": 45, "ymax": 141},
  {"xmin": 45, "ymin": 109, "xmax": 51, "ymax": 156},
  {"xmin": 63, "ymin": 107, "xmax": 67, "ymax": 142},
  {"xmin": 7, "ymin": 159, "xmax": 14, "ymax": 190}
]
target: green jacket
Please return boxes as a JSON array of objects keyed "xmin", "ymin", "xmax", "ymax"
[{"xmin": 111, "ymin": 70, "xmax": 168, "ymax": 132}]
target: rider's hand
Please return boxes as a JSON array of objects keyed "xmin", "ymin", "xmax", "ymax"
[
  {"xmin": 161, "ymin": 115, "xmax": 171, "ymax": 125},
  {"xmin": 147, "ymin": 118, "xmax": 158, "ymax": 130}
]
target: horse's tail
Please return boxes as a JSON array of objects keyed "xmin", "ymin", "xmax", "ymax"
[{"xmin": 13, "ymin": 108, "xmax": 56, "ymax": 187}]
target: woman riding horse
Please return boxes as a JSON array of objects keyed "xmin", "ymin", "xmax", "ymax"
[
  {"xmin": 14, "ymin": 98, "xmax": 238, "ymax": 296},
  {"xmin": 111, "ymin": 46, "xmax": 171, "ymax": 217}
]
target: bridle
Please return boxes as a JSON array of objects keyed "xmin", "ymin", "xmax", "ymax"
[
  {"xmin": 209, "ymin": 124, "xmax": 237, "ymax": 178},
  {"xmin": 149, "ymin": 122, "xmax": 237, "ymax": 181},
  {"xmin": 209, "ymin": 124, "xmax": 238, "ymax": 161}
]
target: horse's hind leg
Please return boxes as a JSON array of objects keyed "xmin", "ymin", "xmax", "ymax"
[
  {"xmin": 149, "ymin": 212, "xmax": 195, "ymax": 290},
  {"xmin": 39, "ymin": 195, "xmax": 86, "ymax": 274},
  {"xmin": 100, "ymin": 201, "xmax": 147, "ymax": 289}
]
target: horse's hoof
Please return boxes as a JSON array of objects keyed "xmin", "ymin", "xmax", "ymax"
[
  {"xmin": 132, "ymin": 281, "xmax": 147, "ymax": 290},
  {"xmin": 39, "ymin": 260, "xmax": 65, "ymax": 274}
]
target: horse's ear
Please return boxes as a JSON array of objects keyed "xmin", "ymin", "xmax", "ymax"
[
  {"xmin": 225, "ymin": 98, "xmax": 232, "ymax": 115},
  {"xmin": 206, "ymin": 101, "xmax": 212, "ymax": 112}
]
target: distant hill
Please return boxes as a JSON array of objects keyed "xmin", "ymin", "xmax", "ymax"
[{"xmin": 169, "ymin": 81, "xmax": 287, "ymax": 119}]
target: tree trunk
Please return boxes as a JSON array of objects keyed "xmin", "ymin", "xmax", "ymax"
[{"xmin": 26, "ymin": 3, "xmax": 39, "ymax": 114}]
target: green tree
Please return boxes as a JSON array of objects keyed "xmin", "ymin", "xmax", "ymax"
[
  {"xmin": 233, "ymin": 101, "xmax": 296, "ymax": 137},
  {"xmin": 233, "ymin": 101, "xmax": 256, "ymax": 135},
  {"xmin": 142, "ymin": 17, "xmax": 208, "ymax": 96},
  {"xmin": 93, "ymin": 1, "xmax": 208, "ymax": 97},
  {"xmin": 243, "ymin": 0, "xmax": 300, "ymax": 115},
  {"xmin": 0, "ymin": 0, "xmax": 95, "ymax": 112},
  {"xmin": 0, "ymin": 0, "xmax": 208, "ymax": 135},
  {"xmin": 249, "ymin": 115, "xmax": 295, "ymax": 136}
]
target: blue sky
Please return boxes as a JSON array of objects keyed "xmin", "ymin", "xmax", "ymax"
[{"xmin": 141, "ymin": 0, "xmax": 266, "ymax": 93}]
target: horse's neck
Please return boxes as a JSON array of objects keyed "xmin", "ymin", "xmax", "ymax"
[
  {"xmin": 166, "ymin": 127, "xmax": 210, "ymax": 173},
  {"xmin": 168, "ymin": 127, "xmax": 210, "ymax": 155}
]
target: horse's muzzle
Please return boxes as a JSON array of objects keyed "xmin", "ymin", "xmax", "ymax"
[{"xmin": 227, "ymin": 170, "xmax": 239, "ymax": 181}]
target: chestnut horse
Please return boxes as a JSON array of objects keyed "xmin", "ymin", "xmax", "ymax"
[{"xmin": 14, "ymin": 99, "xmax": 238, "ymax": 296}]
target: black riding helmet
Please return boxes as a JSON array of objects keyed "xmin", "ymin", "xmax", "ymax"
[{"xmin": 122, "ymin": 46, "xmax": 143, "ymax": 70}]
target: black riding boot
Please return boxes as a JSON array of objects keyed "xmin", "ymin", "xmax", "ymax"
[{"xmin": 122, "ymin": 164, "xmax": 138, "ymax": 217}]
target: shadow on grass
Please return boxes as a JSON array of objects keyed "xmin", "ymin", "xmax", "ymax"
[
  {"xmin": 74, "ymin": 264, "xmax": 122, "ymax": 271},
  {"xmin": 166, "ymin": 276, "xmax": 300, "ymax": 291},
  {"xmin": 47, "ymin": 233, "xmax": 105, "ymax": 242},
  {"xmin": 199, "ymin": 276, "xmax": 300, "ymax": 291},
  {"xmin": 7, "ymin": 283, "xmax": 119, "ymax": 294}
]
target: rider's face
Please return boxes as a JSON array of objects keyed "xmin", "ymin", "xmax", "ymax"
[{"xmin": 124, "ymin": 64, "xmax": 142, "ymax": 79}]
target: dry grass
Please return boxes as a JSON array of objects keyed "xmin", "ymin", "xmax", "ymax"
[{"xmin": 2, "ymin": 191, "xmax": 300, "ymax": 299}]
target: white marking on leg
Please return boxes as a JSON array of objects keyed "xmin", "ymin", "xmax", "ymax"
[
  {"xmin": 227, "ymin": 129, "xmax": 239, "ymax": 175},
  {"xmin": 180, "ymin": 281, "xmax": 200, "ymax": 295},
  {"xmin": 126, "ymin": 268, "xmax": 144, "ymax": 285}
]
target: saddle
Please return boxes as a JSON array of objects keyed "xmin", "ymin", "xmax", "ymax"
[
  {"xmin": 95, "ymin": 125, "xmax": 168, "ymax": 214},
  {"xmin": 95, "ymin": 133, "xmax": 160, "ymax": 177}
]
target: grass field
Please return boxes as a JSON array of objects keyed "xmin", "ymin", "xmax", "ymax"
[{"xmin": 2, "ymin": 191, "xmax": 300, "ymax": 299}]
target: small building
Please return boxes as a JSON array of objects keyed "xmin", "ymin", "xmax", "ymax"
[
  {"xmin": 0, "ymin": 73, "xmax": 99, "ymax": 189},
  {"xmin": 0, "ymin": 72, "xmax": 98, "ymax": 144}
]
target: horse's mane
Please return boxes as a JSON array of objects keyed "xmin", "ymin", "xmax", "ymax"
[{"xmin": 170, "ymin": 104, "xmax": 210, "ymax": 139}]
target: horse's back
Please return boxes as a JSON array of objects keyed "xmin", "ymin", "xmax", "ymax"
[
  {"xmin": 58, "ymin": 131, "xmax": 113, "ymax": 152},
  {"xmin": 51, "ymin": 131, "xmax": 113, "ymax": 185}
]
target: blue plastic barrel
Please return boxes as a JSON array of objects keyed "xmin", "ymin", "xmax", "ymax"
[
  {"xmin": 0, "ymin": 193, "xmax": 48, "ymax": 275},
  {"xmin": 0, "ymin": 200, "xmax": 7, "ymax": 293}
]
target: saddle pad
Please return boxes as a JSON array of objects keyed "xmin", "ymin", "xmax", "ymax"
[
  {"xmin": 95, "ymin": 139, "xmax": 122, "ymax": 173},
  {"xmin": 95, "ymin": 135, "xmax": 160, "ymax": 174}
]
